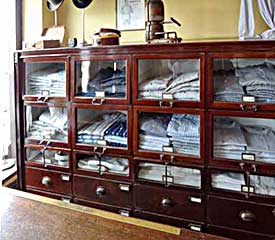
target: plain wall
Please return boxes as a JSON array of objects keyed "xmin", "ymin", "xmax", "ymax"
[{"xmin": 23, "ymin": 0, "xmax": 268, "ymax": 44}]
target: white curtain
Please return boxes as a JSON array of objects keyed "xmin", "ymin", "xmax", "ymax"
[
  {"xmin": 257, "ymin": 0, "xmax": 275, "ymax": 39},
  {"xmin": 239, "ymin": 0, "xmax": 255, "ymax": 39}
]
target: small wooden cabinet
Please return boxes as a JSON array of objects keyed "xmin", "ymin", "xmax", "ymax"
[{"xmin": 15, "ymin": 41, "xmax": 275, "ymax": 240}]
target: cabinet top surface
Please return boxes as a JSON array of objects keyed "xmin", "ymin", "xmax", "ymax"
[{"xmin": 17, "ymin": 39, "xmax": 275, "ymax": 57}]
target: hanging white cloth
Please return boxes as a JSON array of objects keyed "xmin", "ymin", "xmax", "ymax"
[
  {"xmin": 239, "ymin": 0, "xmax": 255, "ymax": 39},
  {"xmin": 257, "ymin": 0, "xmax": 275, "ymax": 39}
]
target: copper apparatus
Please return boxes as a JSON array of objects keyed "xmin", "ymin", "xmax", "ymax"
[{"xmin": 145, "ymin": 0, "xmax": 181, "ymax": 43}]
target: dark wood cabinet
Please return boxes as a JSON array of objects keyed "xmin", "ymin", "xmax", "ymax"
[{"xmin": 15, "ymin": 40, "xmax": 275, "ymax": 240}]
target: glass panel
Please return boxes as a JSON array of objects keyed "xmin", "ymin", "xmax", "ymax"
[
  {"xmin": 211, "ymin": 170, "xmax": 246, "ymax": 192},
  {"xmin": 77, "ymin": 109, "xmax": 127, "ymax": 148},
  {"xmin": 213, "ymin": 116, "xmax": 275, "ymax": 164},
  {"xmin": 75, "ymin": 60, "xmax": 126, "ymax": 99},
  {"xmin": 138, "ymin": 112, "xmax": 200, "ymax": 156},
  {"xmin": 25, "ymin": 62, "xmax": 66, "ymax": 97},
  {"xmin": 138, "ymin": 163, "xmax": 201, "ymax": 188},
  {"xmin": 26, "ymin": 148, "xmax": 69, "ymax": 167},
  {"xmin": 250, "ymin": 175, "xmax": 275, "ymax": 197},
  {"xmin": 25, "ymin": 106, "xmax": 68, "ymax": 142},
  {"xmin": 138, "ymin": 59, "xmax": 200, "ymax": 101},
  {"xmin": 214, "ymin": 58, "xmax": 275, "ymax": 103},
  {"xmin": 77, "ymin": 154, "xmax": 129, "ymax": 176}
]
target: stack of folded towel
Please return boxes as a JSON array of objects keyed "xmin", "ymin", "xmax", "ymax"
[
  {"xmin": 27, "ymin": 64, "xmax": 66, "ymax": 96},
  {"xmin": 77, "ymin": 112, "xmax": 127, "ymax": 148},
  {"xmin": 138, "ymin": 163, "xmax": 201, "ymax": 188},
  {"xmin": 27, "ymin": 107, "xmax": 68, "ymax": 141},
  {"xmin": 167, "ymin": 114, "xmax": 200, "ymax": 156},
  {"xmin": 78, "ymin": 66, "xmax": 126, "ymax": 98},
  {"xmin": 77, "ymin": 155, "xmax": 129, "ymax": 175}
]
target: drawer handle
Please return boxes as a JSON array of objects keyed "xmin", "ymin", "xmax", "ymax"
[
  {"xmin": 188, "ymin": 224, "xmax": 202, "ymax": 232},
  {"xmin": 239, "ymin": 210, "xmax": 256, "ymax": 223},
  {"xmin": 189, "ymin": 196, "xmax": 202, "ymax": 204},
  {"xmin": 272, "ymin": 209, "xmax": 275, "ymax": 217},
  {"xmin": 119, "ymin": 210, "xmax": 130, "ymax": 217},
  {"xmin": 41, "ymin": 176, "xmax": 52, "ymax": 186},
  {"xmin": 92, "ymin": 98, "xmax": 105, "ymax": 105},
  {"xmin": 240, "ymin": 104, "xmax": 258, "ymax": 112},
  {"xmin": 60, "ymin": 175, "xmax": 70, "ymax": 182},
  {"xmin": 161, "ymin": 198, "xmax": 173, "ymax": 207},
  {"xmin": 119, "ymin": 184, "xmax": 130, "ymax": 192},
  {"xmin": 96, "ymin": 186, "xmax": 106, "ymax": 196}
]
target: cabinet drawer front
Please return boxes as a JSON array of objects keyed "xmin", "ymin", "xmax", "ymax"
[
  {"xmin": 25, "ymin": 167, "xmax": 72, "ymax": 195},
  {"xmin": 207, "ymin": 195, "xmax": 275, "ymax": 235},
  {"xmin": 73, "ymin": 175, "xmax": 132, "ymax": 208},
  {"xmin": 134, "ymin": 184, "xmax": 204, "ymax": 222},
  {"xmin": 207, "ymin": 225, "xmax": 275, "ymax": 240}
]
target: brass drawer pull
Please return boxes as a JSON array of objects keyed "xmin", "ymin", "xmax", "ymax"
[
  {"xmin": 41, "ymin": 176, "xmax": 52, "ymax": 186},
  {"xmin": 239, "ymin": 210, "xmax": 256, "ymax": 222},
  {"xmin": 96, "ymin": 186, "xmax": 106, "ymax": 196},
  {"xmin": 161, "ymin": 198, "xmax": 173, "ymax": 207}
]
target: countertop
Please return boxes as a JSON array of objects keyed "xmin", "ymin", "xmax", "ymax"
[{"xmin": 0, "ymin": 187, "xmax": 229, "ymax": 240}]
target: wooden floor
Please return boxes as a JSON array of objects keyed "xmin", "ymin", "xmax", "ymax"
[{"xmin": 0, "ymin": 187, "xmax": 229, "ymax": 240}]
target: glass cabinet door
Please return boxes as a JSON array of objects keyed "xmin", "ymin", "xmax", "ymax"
[
  {"xmin": 76, "ymin": 153, "xmax": 129, "ymax": 176},
  {"xmin": 250, "ymin": 174, "xmax": 275, "ymax": 197},
  {"xmin": 26, "ymin": 147, "xmax": 69, "ymax": 167},
  {"xmin": 138, "ymin": 112, "xmax": 200, "ymax": 157},
  {"xmin": 138, "ymin": 162, "xmax": 201, "ymax": 188},
  {"xmin": 137, "ymin": 58, "xmax": 200, "ymax": 102},
  {"xmin": 213, "ymin": 116, "xmax": 275, "ymax": 164},
  {"xmin": 25, "ymin": 105, "xmax": 68, "ymax": 143},
  {"xmin": 25, "ymin": 62, "xmax": 66, "ymax": 98},
  {"xmin": 211, "ymin": 170, "xmax": 246, "ymax": 193},
  {"xmin": 213, "ymin": 58, "xmax": 275, "ymax": 104},
  {"xmin": 75, "ymin": 59, "xmax": 127, "ymax": 100},
  {"xmin": 76, "ymin": 109, "xmax": 128, "ymax": 149}
]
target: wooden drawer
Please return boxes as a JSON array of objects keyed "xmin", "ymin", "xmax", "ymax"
[
  {"xmin": 73, "ymin": 175, "xmax": 132, "ymax": 208},
  {"xmin": 25, "ymin": 167, "xmax": 72, "ymax": 195},
  {"xmin": 26, "ymin": 187, "xmax": 72, "ymax": 203},
  {"xmin": 207, "ymin": 195, "xmax": 275, "ymax": 236},
  {"xmin": 207, "ymin": 225, "xmax": 275, "ymax": 240},
  {"xmin": 134, "ymin": 184, "xmax": 204, "ymax": 222},
  {"xmin": 134, "ymin": 210, "xmax": 204, "ymax": 231}
]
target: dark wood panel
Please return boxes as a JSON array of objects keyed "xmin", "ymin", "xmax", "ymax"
[
  {"xmin": 207, "ymin": 195, "xmax": 275, "ymax": 236},
  {"xmin": 207, "ymin": 225, "xmax": 275, "ymax": 240},
  {"xmin": 73, "ymin": 175, "xmax": 133, "ymax": 208},
  {"xmin": 134, "ymin": 184, "xmax": 204, "ymax": 222},
  {"xmin": 25, "ymin": 167, "xmax": 72, "ymax": 195}
]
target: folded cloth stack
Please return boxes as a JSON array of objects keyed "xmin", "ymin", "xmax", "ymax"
[
  {"xmin": 79, "ymin": 67, "xmax": 126, "ymax": 98},
  {"xmin": 138, "ymin": 113, "xmax": 171, "ymax": 152},
  {"xmin": 236, "ymin": 63, "xmax": 275, "ymax": 103},
  {"xmin": 213, "ymin": 118, "xmax": 247, "ymax": 160},
  {"xmin": 167, "ymin": 114, "xmax": 200, "ymax": 156},
  {"xmin": 138, "ymin": 163, "xmax": 201, "ymax": 188},
  {"xmin": 78, "ymin": 155, "xmax": 129, "ymax": 175},
  {"xmin": 250, "ymin": 175, "xmax": 275, "ymax": 196},
  {"xmin": 211, "ymin": 171, "xmax": 246, "ymax": 192},
  {"xmin": 242, "ymin": 125, "xmax": 275, "ymax": 163},
  {"xmin": 214, "ymin": 71, "xmax": 244, "ymax": 102},
  {"xmin": 77, "ymin": 112, "xmax": 127, "ymax": 148},
  {"xmin": 28, "ymin": 108, "xmax": 68, "ymax": 141},
  {"xmin": 27, "ymin": 65, "xmax": 66, "ymax": 96},
  {"xmin": 138, "ymin": 59, "xmax": 200, "ymax": 101}
]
